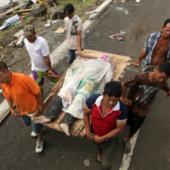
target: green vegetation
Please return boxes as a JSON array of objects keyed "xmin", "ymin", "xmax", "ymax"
[{"xmin": 58, "ymin": 0, "xmax": 97, "ymax": 18}]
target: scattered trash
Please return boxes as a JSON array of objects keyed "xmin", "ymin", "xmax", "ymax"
[
  {"xmin": 14, "ymin": 29, "xmax": 24, "ymax": 39},
  {"xmin": 109, "ymin": 31, "xmax": 126, "ymax": 41},
  {"xmin": 115, "ymin": 7, "xmax": 124, "ymax": 11},
  {"xmin": 16, "ymin": 35, "xmax": 24, "ymax": 47},
  {"xmin": 55, "ymin": 27, "xmax": 65, "ymax": 34},
  {"xmin": 0, "ymin": 14, "xmax": 21, "ymax": 31},
  {"xmin": 115, "ymin": 6, "xmax": 129, "ymax": 15},
  {"xmin": 0, "ymin": 54, "xmax": 5, "ymax": 60},
  {"xmin": 120, "ymin": 0, "xmax": 126, "ymax": 3},
  {"xmin": 44, "ymin": 19, "xmax": 52, "ymax": 27},
  {"xmin": 83, "ymin": 159, "xmax": 90, "ymax": 167},
  {"xmin": 124, "ymin": 9, "xmax": 129, "ymax": 15},
  {"xmin": 51, "ymin": 20, "xmax": 58, "ymax": 24}
]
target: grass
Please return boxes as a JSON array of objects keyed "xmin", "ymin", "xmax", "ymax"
[
  {"xmin": 0, "ymin": 0, "xmax": 99, "ymax": 46},
  {"xmin": 58, "ymin": 0, "xmax": 97, "ymax": 19}
]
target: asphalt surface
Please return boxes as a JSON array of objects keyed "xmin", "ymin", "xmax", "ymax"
[{"xmin": 1, "ymin": 0, "xmax": 170, "ymax": 170}]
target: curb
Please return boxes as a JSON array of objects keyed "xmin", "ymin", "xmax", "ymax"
[{"xmin": 0, "ymin": 0, "xmax": 113, "ymax": 123}]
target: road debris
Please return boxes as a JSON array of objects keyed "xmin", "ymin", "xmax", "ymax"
[
  {"xmin": 109, "ymin": 30, "xmax": 126, "ymax": 41},
  {"xmin": 83, "ymin": 159, "xmax": 90, "ymax": 167},
  {"xmin": 55, "ymin": 27, "xmax": 65, "ymax": 34},
  {"xmin": 0, "ymin": 14, "xmax": 21, "ymax": 31}
]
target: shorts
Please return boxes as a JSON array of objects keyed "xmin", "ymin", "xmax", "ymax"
[{"xmin": 22, "ymin": 115, "xmax": 43, "ymax": 134}]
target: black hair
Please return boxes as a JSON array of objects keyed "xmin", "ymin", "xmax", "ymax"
[
  {"xmin": 64, "ymin": 3, "xmax": 74, "ymax": 16},
  {"xmin": 158, "ymin": 63, "xmax": 170, "ymax": 76},
  {"xmin": 0, "ymin": 61, "xmax": 8, "ymax": 72},
  {"xmin": 163, "ymin": 19, "xmax": 170, "ymax": 27},
  {"xmin": 103, "ymin": 81, "xmax": 122, "ymax": 98}
]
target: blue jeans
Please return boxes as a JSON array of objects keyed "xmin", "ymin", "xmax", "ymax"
[
  {"xmin": 22, "ymin": 115, "xmax": 43, "ymax": 134},
  {"xmin": 68, "ymin": 49, "xmax": 76, "ymax": 64}
]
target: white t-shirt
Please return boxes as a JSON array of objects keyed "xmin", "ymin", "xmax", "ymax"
[
  {"xmin": 65, "ymin": 15, "xmax": 83, "ymax": 49},
  {"xmin": 24, "ymin": 36, "xmax": 49, "ymax": 72}
]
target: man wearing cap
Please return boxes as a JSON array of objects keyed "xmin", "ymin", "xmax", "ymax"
[{"xmin": 24, "ymin": 25, "xmax": 58, "ymax": 93}]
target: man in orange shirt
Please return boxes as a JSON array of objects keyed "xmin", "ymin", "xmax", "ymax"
[{"xmin": 0, "ymin": 61, "xmax": 44, "ymax": 153}]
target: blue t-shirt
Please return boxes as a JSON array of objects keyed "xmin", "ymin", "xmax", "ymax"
[{"xmin": 86, "ymin": 94, "xmax": 128, "ymax": 120}]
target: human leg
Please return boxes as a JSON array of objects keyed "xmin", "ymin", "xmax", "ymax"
[
  {"xmin": 60, "ymin": 112, "xmax": 76, "ymax": 136},
  {"xmin": 21, "ymin": 115, "xmax": 44, "ymax": 153},
  {"xmin": 67, "ymin": 49, "xmax": 76, "ymax": 64},
  {"xmin": 100, "ymin": 138, "xmax": 119, "ymax": 170},
  {"xmin": 124, "ymin": 111, "xmax": 146, "ymax": 153},
  {"xmin": 32, "ymin": 70, "xmax": 46, "ymax": 94}
]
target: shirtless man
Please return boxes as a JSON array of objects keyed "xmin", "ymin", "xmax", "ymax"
[{"xmin": 133, "ymin": 19, "xmax": 170, "ymax": 70}]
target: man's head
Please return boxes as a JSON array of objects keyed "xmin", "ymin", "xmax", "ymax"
[
  {"xmin": 161, "ymin": 19, "xmax": 170, "ymax": 39},
  {"xmin": 149, "ymin": 63, "xmax": 170, "ymax": 82},
  {"xmin": 24, "ymin": 25, "xmax": 36, "ymax": 43},
  {"xmin": 0, "ymin": 61, "xmax": 11, "ymax": 84},
  {"xmin": 103, "ymin": 81, "xmax": 122, "ymax": 107},
  {"xmin": 64, "ymin": 3, "xmax": 74, "ymax": 19}
]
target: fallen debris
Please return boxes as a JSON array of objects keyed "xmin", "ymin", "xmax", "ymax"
[
  {"xmin": 109, "ymin": 31, "xmax": 126, "ymax": 41},
  {"xmin": 0, "ymin": 3, "xmax": 26, "ymax": 19},
  {"xmin": 31, "ymin": 4, "xmax": 47, "ymax": 17},
  {"xmin": 0, "ymin": 14, "xmax": 21, "ymax": 31},
  {"xmin": 55, "ymin": 27, "xmax": 65, "ymax": 34},
  {"xmin": 83, "ymin": 159, "xmax": 90, "ymax": 167}
]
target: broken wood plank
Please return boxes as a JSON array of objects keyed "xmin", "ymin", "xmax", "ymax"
[{"xmin": 0, "ymin": 3, "xmax": 26, "ymax": 19}]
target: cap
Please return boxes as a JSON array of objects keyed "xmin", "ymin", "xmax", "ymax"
[{"xmin": 23, "ymin": 25, "xmax": 35, "ymax": 37}]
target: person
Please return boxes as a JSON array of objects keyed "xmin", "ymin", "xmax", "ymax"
[
  {"xmin": 133, "ymin": 18, "xmax": 170, "ymax": 70},
  {"xmin": 83, "ymin": 81, "xmax": 128, "ymax": 170},
  {"xmin": 0, "ymin": 61, "xmax": 44, "ymax": 153},
  {"xmin": 121, "ymin": 63, "xmax": 170, "ymax": 153},
  {"xmin": 64, "ymin": 3, "xmax": 83, "ymax": 64},
  {"xmin": 24, "ymin": 25, "xmax": 58, "ymax": 93}
]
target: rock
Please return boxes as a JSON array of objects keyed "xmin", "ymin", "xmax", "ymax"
[
  {"xmin": 83, "ymin": 159, "xmax": 90, "ymax": 167},
  {"xmin": 52, "ymin": 11, "xmax": 65, "ymax": 20},
  {"xmin": 31, "ymin": 4, "xmax": 47, "ymax": 17}
]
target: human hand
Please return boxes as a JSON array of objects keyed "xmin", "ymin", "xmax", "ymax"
[
  {"xmin": 94, "ymin": 135, "xmax": 104, "ymax": 144},
  {"xmin": 48, "ymin": 70, "xmax": 59, "ymax": 79},
  {"xmin": 165, "ymin": 91, "xmax": 170, "ymax": 97},
  {"xmin": 86, "ymin": 131, "xmax": 94, "ymax": 141},
  {"xmin": 132, "ymin": 60, "xmax": 141, "ymax": 67},
  {"xmin": 10, "ymin": 108, "xmax": 18, "ymax": 117}
]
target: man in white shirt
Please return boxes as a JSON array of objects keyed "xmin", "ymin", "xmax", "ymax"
[
  {"xmin": 64, "ymin": 3, "xmax": 83, "ymax": 64},
  {"xmin": 24, "ymin": 25, "xmax": 58, "ymax": 92}
]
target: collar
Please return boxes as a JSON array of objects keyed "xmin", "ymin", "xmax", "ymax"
[
  {"xmin": 7, "ymin": 72, "xmax": 15, "ymax": 86},
  {"xmin": 95, "ymin": 95, "xmax": 120, "ymax": 111}
]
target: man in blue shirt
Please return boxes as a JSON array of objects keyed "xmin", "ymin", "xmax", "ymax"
[{"xmin": 133, "ymin": 19, "xmax": 170, "ymax": 70}]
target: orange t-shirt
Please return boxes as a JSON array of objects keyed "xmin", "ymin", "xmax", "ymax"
[{"xmin": 0, "ymin": 72, "xmax": 40, "ymax": 115}]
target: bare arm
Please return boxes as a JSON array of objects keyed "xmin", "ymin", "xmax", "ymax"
[
  {"xmin": 43, "ymin": 55, "xmax": 52, "ymax": 71},
  {"xmin": 77, "ymin": 31, "xmax": 82, "ymax": 51},
  {"xmin": 133, "ymin": 48, "xmax": 147, "ymax": 66},
  {"xmin": 6, "ymin": 97, "xmax": 18, "ymax": 116},
  {"xmin": 83, "ymin": 104, "xmax": 94, "ymax": 140}
]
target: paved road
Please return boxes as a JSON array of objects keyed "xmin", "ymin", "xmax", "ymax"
[{"xmin": 1, "ymin": 0, "xmax": 170, "ymax": 170}]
